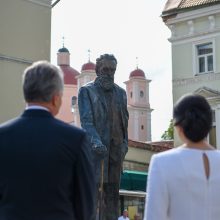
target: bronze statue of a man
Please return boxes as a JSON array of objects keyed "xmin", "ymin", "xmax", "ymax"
[{"xmin": 78, "ymin": 54, "xmax": 129, "ymax": 220}]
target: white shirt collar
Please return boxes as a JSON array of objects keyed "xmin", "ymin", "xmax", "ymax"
[{"xmin": 25, "ymin": 105, "xmax": 49, "ymax": 112}]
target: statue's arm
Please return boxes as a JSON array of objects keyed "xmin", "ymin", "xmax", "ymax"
[
  {"xmin": 121, "ymin": 89, "xmax": 129, "ymax": 158},
  {"xmin": 78, "ymin": 86, "xmax": 105, "ymax": 152}
]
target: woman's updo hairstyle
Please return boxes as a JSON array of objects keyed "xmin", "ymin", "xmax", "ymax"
[{"xmin": 173, "ymin": 94, "xmax": 212, "ymax": 142}]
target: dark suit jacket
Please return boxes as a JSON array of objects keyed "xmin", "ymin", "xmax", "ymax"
[
  {"xmin": 0, "ymin": 109, "xmax": 95, "ymax": 220},
  {"xmin": 78, "ymin": 81, "xmax": 129, "ymax": 183}
]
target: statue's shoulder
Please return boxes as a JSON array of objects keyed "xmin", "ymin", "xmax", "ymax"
[
  {"xmin": 114, "ymin": 83, "xmax": 126, "ymax": 94},
  {"xmin": 80, "ymin": 81, "xmax": 95, "ymax": 91},
  {"xmin": 79, "ymin": 81, "xmax": 99, "ymax": 98}
]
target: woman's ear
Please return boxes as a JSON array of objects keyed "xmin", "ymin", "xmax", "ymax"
[{"xmin": 175, "ymin": 125, "xmax": 183, "ymax": 139}]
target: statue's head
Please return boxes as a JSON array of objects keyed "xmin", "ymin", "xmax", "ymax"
[{"xmin": 95, "ymin": 54, "xmax": 117, "ymax": 90}]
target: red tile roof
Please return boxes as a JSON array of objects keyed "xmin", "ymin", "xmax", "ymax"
[
  {"xmin": 129, "ymin": 68, "xmax": 146, "ymax": 79},
  {"xmin": 81, "ymin": 62, "xmax": 96, "ymax": 71},
  {"xmin": 128, "ymin": 139, "xmax": 173, "ymax": 152},
  {"xmin": 162, "ymin": 0, "xmax": 220, "ymax": 20},
  {"xmin": 59, "ymin": 65, "xmax": 80, "ymax": 85},
  {"xmin": 163, "ymin": 0, "xmax": 182, "ymax": 12},
  {"xmin": 179, "ymin": 0, "xmax": 220, "ymax": 9}
]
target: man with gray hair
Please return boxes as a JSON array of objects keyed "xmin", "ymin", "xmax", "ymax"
[{"xmin": 0, "ymin": 61, "xmax": 95, "ymax": 220}]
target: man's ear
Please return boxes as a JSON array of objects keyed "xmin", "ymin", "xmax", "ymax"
[
  {"xmin": 51, "ymin": 94, "xmax": 57, "ymax": 107},
  {"xmin": 50, "ymin": 93, "xmax": 62, "ymax": 116}
]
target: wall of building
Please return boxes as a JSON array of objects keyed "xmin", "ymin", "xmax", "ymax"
[
  {"xmin": 172, "ymin": 43, "xmax": 193, "ymax": 80},
  {"xmin": 124, "ymin": 146, "xmax": 154, "ymax": 172},
  {"xmin": 167, "ymin": 5, "xmax": 220, "ymax": 146},
  {"xmin": 56, "ymin": 85, "xmax": 77, "ymax": 123},
  {"xmin": 0, "ymin": 0, "xmax": 51, "ymax": 123}
]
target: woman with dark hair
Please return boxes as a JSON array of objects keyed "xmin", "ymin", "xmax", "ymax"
[{"xmin": 144, "ymin": 94, "xmax": 220, "ymax": 220}]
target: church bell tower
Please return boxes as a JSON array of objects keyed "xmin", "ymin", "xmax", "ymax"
[{"xmin": 124, "ymin": 67, "xmax": 152, "ymax": 142}]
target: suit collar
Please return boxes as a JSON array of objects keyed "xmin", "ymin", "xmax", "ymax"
[
  {"xmin": 26, "ymin": 105, "xmax": 49, "ymax": 112},
  {"xmin": 22, "ymin": 109, "xmax": 53, "ymax": 118}
]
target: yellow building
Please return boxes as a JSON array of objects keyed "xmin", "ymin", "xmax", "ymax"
[{"xmin": 0, "ymin": 0, "xmax": 52, "ymax": 123}]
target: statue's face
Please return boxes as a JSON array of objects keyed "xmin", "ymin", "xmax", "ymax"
[
  {"xmin": 97, "ymin": 59, "xmax": 117, "ymax": 90},
  {"xmin": 99, "ymin": 59, "xmax": 116, "ymax": 76}
]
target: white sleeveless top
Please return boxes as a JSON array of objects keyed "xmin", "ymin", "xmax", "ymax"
[{"xmin": 144, "ymin": 147, "xmax": 220, "ymax": 220}]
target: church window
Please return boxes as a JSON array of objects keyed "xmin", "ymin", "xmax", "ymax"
[
  {"xmin": 141, "ymin": 125, "xmax": 144, "ymax": 130},
  {"xmin": 72, "ymin": 96, "xmax": 77, "ymax": 106},
  {"xmin": 71, "ymin": 96, "xmax": 77, "ymax": 112},
  {"xmin": 140, "ymin": 91, "xmax": 144, "ymax": 98},
  {"xmin": 196, "ymin": 42, "xmax": 213, "ymax": 74},
  {"xmin": 130, "ymin": 92, "xmax": 133, "ymax": 98}
]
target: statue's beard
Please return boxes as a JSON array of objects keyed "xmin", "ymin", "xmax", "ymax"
[{"xmin": 96, "ymin": 76, "xmax": 114, "ymax": 91}]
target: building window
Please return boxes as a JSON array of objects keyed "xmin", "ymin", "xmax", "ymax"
[
  {"xmin": 196, "ymin": 43, "xmax": 213, "ymax": 74},
  {"xmin": 130, "ymin": 92, "xmax": 133, "ymax": 98},
  {"xmin": 212, "ymin": 110, "xmax": 216, "ymax": 123},
  {"xmin": 141, "ymin": 125, "xmax": 144, "ymax": 130},
  {"xmin": 209, "ymin": 126, "xmax": 216, "ymax": 148},
  {"xmin": 140, "ymin": 91, "xmax": 144, "ymax": 98},
  {"xmin": 208, "ymin": 110, "xmax": 216, "ymax": 148}
]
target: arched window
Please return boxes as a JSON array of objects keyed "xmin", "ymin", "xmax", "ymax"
[
  {"xmin": 72, "ymin": 96, "xmax": 77, "ymax": 106},
  {"xmin": 140, "ymin": 91, "xmax": 144, "ymax": 97}
]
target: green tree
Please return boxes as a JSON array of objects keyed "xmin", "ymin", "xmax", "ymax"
[{"xmin": 161, "ymin": 119, "xmax": 174, "ymax": 140}]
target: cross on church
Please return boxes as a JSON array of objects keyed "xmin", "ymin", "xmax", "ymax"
[
  {"xmin": 62, "ymin": 36, "xmax": 65, "ymax": 48},
  {"xmin": 136, "ymin": 56, "xmax": 139, "ymax": 69},
  {"xmin": 88, "ymin": 49, "xmax": 91, "ymax": 62}
]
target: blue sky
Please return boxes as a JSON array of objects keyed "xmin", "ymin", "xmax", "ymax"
[{"xmin": 51, "ymin": 0, "xmax": 173, "ymax": 141}]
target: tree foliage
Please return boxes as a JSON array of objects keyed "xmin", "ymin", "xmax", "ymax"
[{"xmin": 161, "ymin": 119, "xmax": 174, "ymax": 140}]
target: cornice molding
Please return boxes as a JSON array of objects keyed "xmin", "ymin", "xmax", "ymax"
[
  {"xmin": 0, "ymin": 54, "xmax": 33, "ymax": 65},
  {"xmin": 124, "ymin": 78, "xmax": 151, "ymax": 84},
  {"xmin": 169, "ymin": 27, "xmax": 220, "ymax": 44},
  {"xmin": 194, "ymin": 87, "xmax": 220, "ymax": 106},
  {"xmin": 173, "ymin": 73, "xmax": 220, "ymax": 87},
  {"xmin": 22, "ymin": 0, "xmax": 52, "ymax": 8},
  {"xmin": 127, "ymin": 105, "xmax": 152, "ymax": 112},
  {"xmin": 76, "ymin": 71, "xmax": 96, "ymax": 78},
  {"xmin": 165, "ymin": 4, "xmax": 220, "ymax": 25}
]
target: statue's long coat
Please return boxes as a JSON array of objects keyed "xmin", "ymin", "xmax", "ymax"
[{"xmin": 78, "ymin": 81, "xmax": 129, "ymax": 183}]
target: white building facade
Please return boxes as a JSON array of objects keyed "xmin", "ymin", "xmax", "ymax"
[{"xmin": 162, "ymin": 0, "xmax": 220, "ymax": 148}]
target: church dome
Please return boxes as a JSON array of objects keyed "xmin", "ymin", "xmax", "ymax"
[
  {"xmin": 59, "ymin": 65, "xmax": 80, "ymax": 85},
  {"xmin": 81, "ymin": 61, "xmax": 96, "ymax": 71},
  {"xmin": 129, "ymin": 68, "xmax": 146, "ymax": 79},
  {"xmin": 58, "ymin": 47, "xmax": 69, "ymax": 53}
]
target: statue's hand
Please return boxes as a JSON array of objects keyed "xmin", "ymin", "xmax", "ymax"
[
  {"xmin": 120, "ymin": 142, "xmax": 128, "ymax": 161},
  {"xmin": 92, "ymin": 144, "xmax": 107, "ymax": 156}
]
